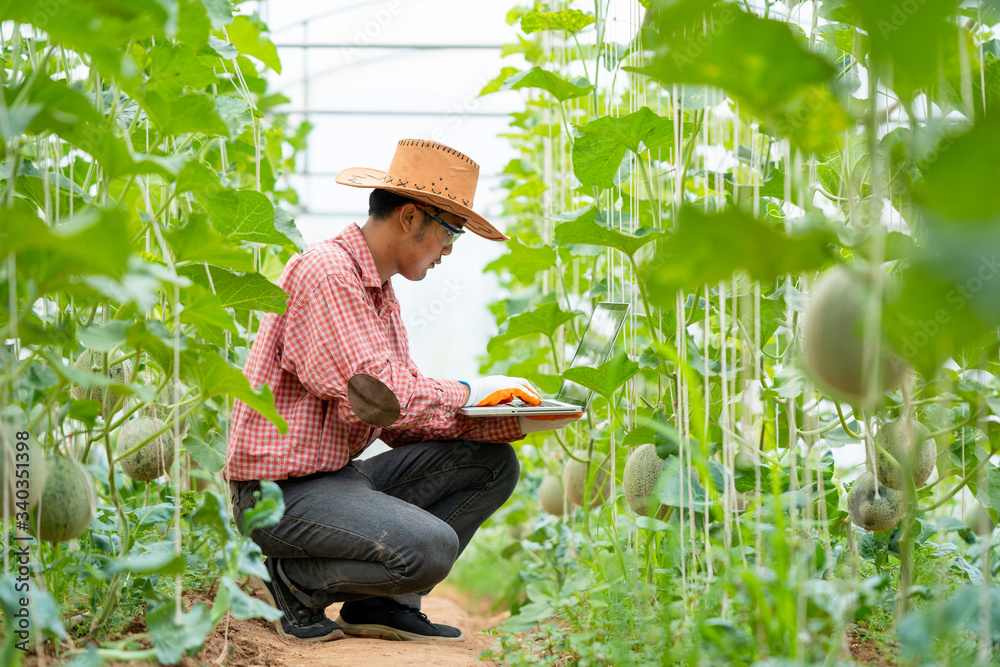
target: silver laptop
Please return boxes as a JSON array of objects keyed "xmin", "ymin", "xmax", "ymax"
[{"xmin": 459, "ymin": 302, "xmax": 630, "ymax": 417}]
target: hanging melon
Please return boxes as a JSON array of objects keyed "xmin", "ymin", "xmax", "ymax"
[
  {"xmin": 623, "ymin": 444, "xmax": 664, "ymax": 517},
  {"xmin": 70, "ymin": 349, "xmax": 133, "ymax": 415},
  {"xmin": 116, "ymin": 416, "xmax": 175, "ymax": 482},
  {"xmin": 802, "ymin": 266, "xmax": 906, "ymax": 409},
  {"xmin": 564, "ymin": 450, "xmax": 612, "ymax": 509},
  {"xmin": 29, "ymin": 455, "xmax": 96, "ymax": 543},
  {"xmin": 538, "ymin": 474, "xmax": 566, "ymax": 516},
  {"xmin": 873, "ymin": 420, "xmax": 936, "ymax": 490},
  {"xmin": 847, "ymin": 471, "xmax": 902, "ymax": 532},
  {"xmin": 0, "ymin": 429, "xmax": 48, "ymax": 518}
]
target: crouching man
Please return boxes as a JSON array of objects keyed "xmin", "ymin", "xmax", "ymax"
[{"xmin": 226, "ymin": 139, "xmax": 579, "ymax": 642}]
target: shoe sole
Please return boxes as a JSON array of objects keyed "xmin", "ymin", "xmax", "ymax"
[
  {"xmin": 250, "ymin": 575, "xmax": 346, "ymax": 643},
  {"xmin": 334, "ymin": 616, "xmax": 463, "ymax": 642}
]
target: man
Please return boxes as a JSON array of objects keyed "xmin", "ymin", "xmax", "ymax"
[{"xmin": 226, "ymin": 139, "xmax": 580, "ymax": 643}]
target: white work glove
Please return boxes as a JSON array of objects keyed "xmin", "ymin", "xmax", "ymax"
[
  {"xmin": 461, "ymin": 376, "xmax": 541, "ymax": 407},
  {"xmin": 518, "ymin": 414, "xmax": 585, "ymax": 434}
]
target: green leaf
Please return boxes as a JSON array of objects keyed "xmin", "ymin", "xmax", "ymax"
[
  {"xmin": 274, "ymin": 207, "xmax": 306, "ymax": 252},
  {"xmin": 107, "ymin": 545, "xmax": 185, "ymax": 576},
  {"xmin": 0, "ymin": 209, "xmax": 133, "ymax": 292},
  {"xmin": 632, "ymin": 5, "xmax": 848, "ymax": 153},
  {"xmin": 219, "ymin": 576, "xmax": 282, "ymax": 620},
  {"xmin": 198, "ymin": 0, "xmax": 234, "ymax": 29},
  {"xmin": 146, "ymin": 600, "xmax": 213, "ymax": 665},
  {"xmin": 78, "ymin": 321, "xmax": 129, "ymax": 352},
  {"xmin": 554, "ymin": 208, "xmax": 666, "ymax": 258},
  {"xmin": 181, "ymin": 347, "xmax": 287, "ymax": 434},
  {"xmin": 166, "ymin": 214, "xmax": 254, "ymax": 272},
  {"xmin": 140, "ymin": 91, "xmax": 229, "ymax": 137},
  {"xmin": 657, "ymin": 455, "xmax": 708, "ymax": 510},
  {"xmin": 885, "ymin": 223, "xmax": 1000, "ymax": 377},
  {"xmin": 240, "ymin": 480, "xmax": 285, "ymax": 534},
  {"xmin": 487, "ymin": 303, "xmax": 579, "ymax": 351},
  {"xmin": 215, "ymin": 95, "xmax": 253, "ymax": 139},
  {"xmin": 226, "ymin": 14, "xmax": 282, "ymax": 73},
  {"xmin": 623, "ymin": 425, "xmax": 656, "ymax": 447},
  {"xmin": 180, "ymin": 284, "xmax": 239, "ymax": 344},
  {"xmin": 0, "ymin": 575, "xmax": 67, "ymax": 644},
  {"xmin": 176, "ymin": 161, "xmax": 222, "ymax": 195},
  {"xmin": 146, "ymin": 43, "xmax": 220, "ymax": 96},
  {"xmin": 0, "ymin": 0, "xmax": 172, "ymax": 78},
  {"xmin": 520, "ymin": 8, "xmax": 595, "ymax": 33},
  {"xmin": 184, "ymin": 427, "xmax": 227, "ymax": 473},
  {"xmin": 578, "ymin": 106, "xmax": 675, "ymax": 154},
  {"xmin": 179, "ymin": 265, "xmax": 288, "ymax": 315},
  {"xmin": 571, "ymin": 108, "xmax": 676, "ymax": 189},
  {"xmin": 500, "ymin": 67, "xmax": 594, "ymax": 101},
  {"xmin": 645, "ymin": 207, "xmax": 836, "ymax": 305},
  {"xmin": 913, "ymin": 116, "xmax": 1000, "ymax": 220},
  {"xmin": 561, "ymin": 350, "xmax": 639, "ymax": 399},
  {"xmin": 845, "ymin": 0, "xmax": 959, "ymax": 101},
  {"xmin": 484, "ymin": 236, "xmax": 557, "ymax": 284},
  {"xmin": 83, "ymin": 255, "xmax": 192, "ymax": 312}
]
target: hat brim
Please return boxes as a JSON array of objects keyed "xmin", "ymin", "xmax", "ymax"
[{"xmin": 336, "ymin": 167, "xmax": 508, "ymax": 241}]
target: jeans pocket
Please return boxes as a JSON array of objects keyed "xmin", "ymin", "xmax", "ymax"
[{"xmin": 250, "ymin": 527, "xmax": 310, "ymax": 559}]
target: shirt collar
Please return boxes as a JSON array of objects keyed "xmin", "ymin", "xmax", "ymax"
[{"xmin": 337, "ymin": 223, "xmax": 383, "ymax": 289}]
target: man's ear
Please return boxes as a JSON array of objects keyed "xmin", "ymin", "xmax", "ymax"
[{"xmin": 396, "ymin": 203, "xmax": 419, "ymax": 234}]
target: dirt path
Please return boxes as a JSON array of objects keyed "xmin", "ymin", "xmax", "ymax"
[
  {"xmin": 24, "ymin": 585, "xmax": 508, "ymax": 667},
  {"xmin": 195, "ymin": 585, "xmax": 507, "ymax": 667}
]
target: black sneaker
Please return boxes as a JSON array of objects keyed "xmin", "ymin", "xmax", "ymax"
[
  {"xmin": 251, "ymin": 558, "xmax": 345, "ymax": 642},
  {"xmin": 335, "ymin": 597, "xmax": 464, "ymax": 641}
]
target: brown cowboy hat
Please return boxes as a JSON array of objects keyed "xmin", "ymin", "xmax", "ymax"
[{"xmin": 336, "ymin": 139, "xmax": 508, "ymax": 241}]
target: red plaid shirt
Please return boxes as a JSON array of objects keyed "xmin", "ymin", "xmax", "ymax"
[{"xmin": 224, "ymin": 223, "xmax": 523, "ymax": 481}]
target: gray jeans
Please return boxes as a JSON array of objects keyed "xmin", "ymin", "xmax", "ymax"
[{"xmin": 230, "ymin": 439, "xmax": 519, "ymax": 610}]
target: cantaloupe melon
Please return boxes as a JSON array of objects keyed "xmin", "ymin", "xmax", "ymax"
[
  {"xmin": 538, "ymin": 474, "xmax": 565, "ymax": 516},
  {"xmin": 623, "ymin": 444, "xmax": 663, "ymax": 517},
  {"xmin": 564, "ymin": 450, "xmax": 611, "ymax": 508},
  {"xmin": 0, "ymin": 430, "xmax": 48, "ymax": 518},
  {"xmin": 70, "ymin": 350, "xmax": 133, "ymax": 415},
  {"xmin": 153, "ymin": 380, "xmax": 190, "ymax": 438},
  {"xmin": 964, "ymin": 504, "xmax": 996, "ymax": 537},
  {"xmin": 847, "ymin": 471, "xmax": 902, "ymax": 532},
  {"xmin": 802, "ymin": 267, "xmax": 906, "ymax": 409},
  {"xmin": 117, "ymin": 416, "xmax": 175, "ymax": 482},
  {"xmin": 873, "ymin": 420, "xmax": 935, "ymax": 490},
  {"xmin": 29, "ymin": 455, "xmax": 96, "ymax": 542}
]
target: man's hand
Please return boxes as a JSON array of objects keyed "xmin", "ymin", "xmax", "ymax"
[
  {"xmin": 462, "ymin": 376, "xmax": 542, "ymax": 407},
  {"xmin": 518, "ymin": 413, "xmax": 584, "ymax": 434}
]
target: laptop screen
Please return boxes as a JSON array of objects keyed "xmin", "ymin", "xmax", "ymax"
[{"xmin": 556, "ymin": 302, "xmax": 630, "ymax": 406}]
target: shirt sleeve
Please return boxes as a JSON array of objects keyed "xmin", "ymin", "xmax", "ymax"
[{"xmin": 281, "ymin": 270, "xmax": 466, "ymax": 430}]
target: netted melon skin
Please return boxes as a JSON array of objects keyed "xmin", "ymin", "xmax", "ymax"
[
  {"xmin": 802, "ymin": 267, "xmax": 905, "ymax": 408},
  {"xmin": 0, "ymin": 431, "xmax": 47, "ymax": 518},
  {"xmin": 874, "ymin": 420, "xmax": 935, "ymax": 490},
  {"xmin": 623, "ymin": 444, "xmax": 663, "ymax": 517},
  {"xmin": 848, "ymin": 471, "xmax": 902, "ymax": 532},
  {"xmin": 117, "ymin": 416, "xmax": 175, "ymax": 482},
  {"xmin": 564, "ymin": 450, "xmax": 611, "ymax": 508},
  {"xmin": 70, "ymin": 350, "xmax": 133, "ymax": 415},
  {"xmin": 29, "ymin": 455, "xmax": 95, "ymax": 543},
  {"xmin": 539, "ymin": 475, "xmax": 566, "ymax": 516}
]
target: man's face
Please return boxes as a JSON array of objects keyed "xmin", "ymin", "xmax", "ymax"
[{"xmin": 399, "ymin": 204, "xmax": 465, "ymax": 281}]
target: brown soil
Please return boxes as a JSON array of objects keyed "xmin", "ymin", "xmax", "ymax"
[
  {"xmin": 847, "ymin": 623, "xmax": 897, "ymax": 667},
  {"xmin": 23, "ymin": 585, "xmax": 508, "ymax": 667}
]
